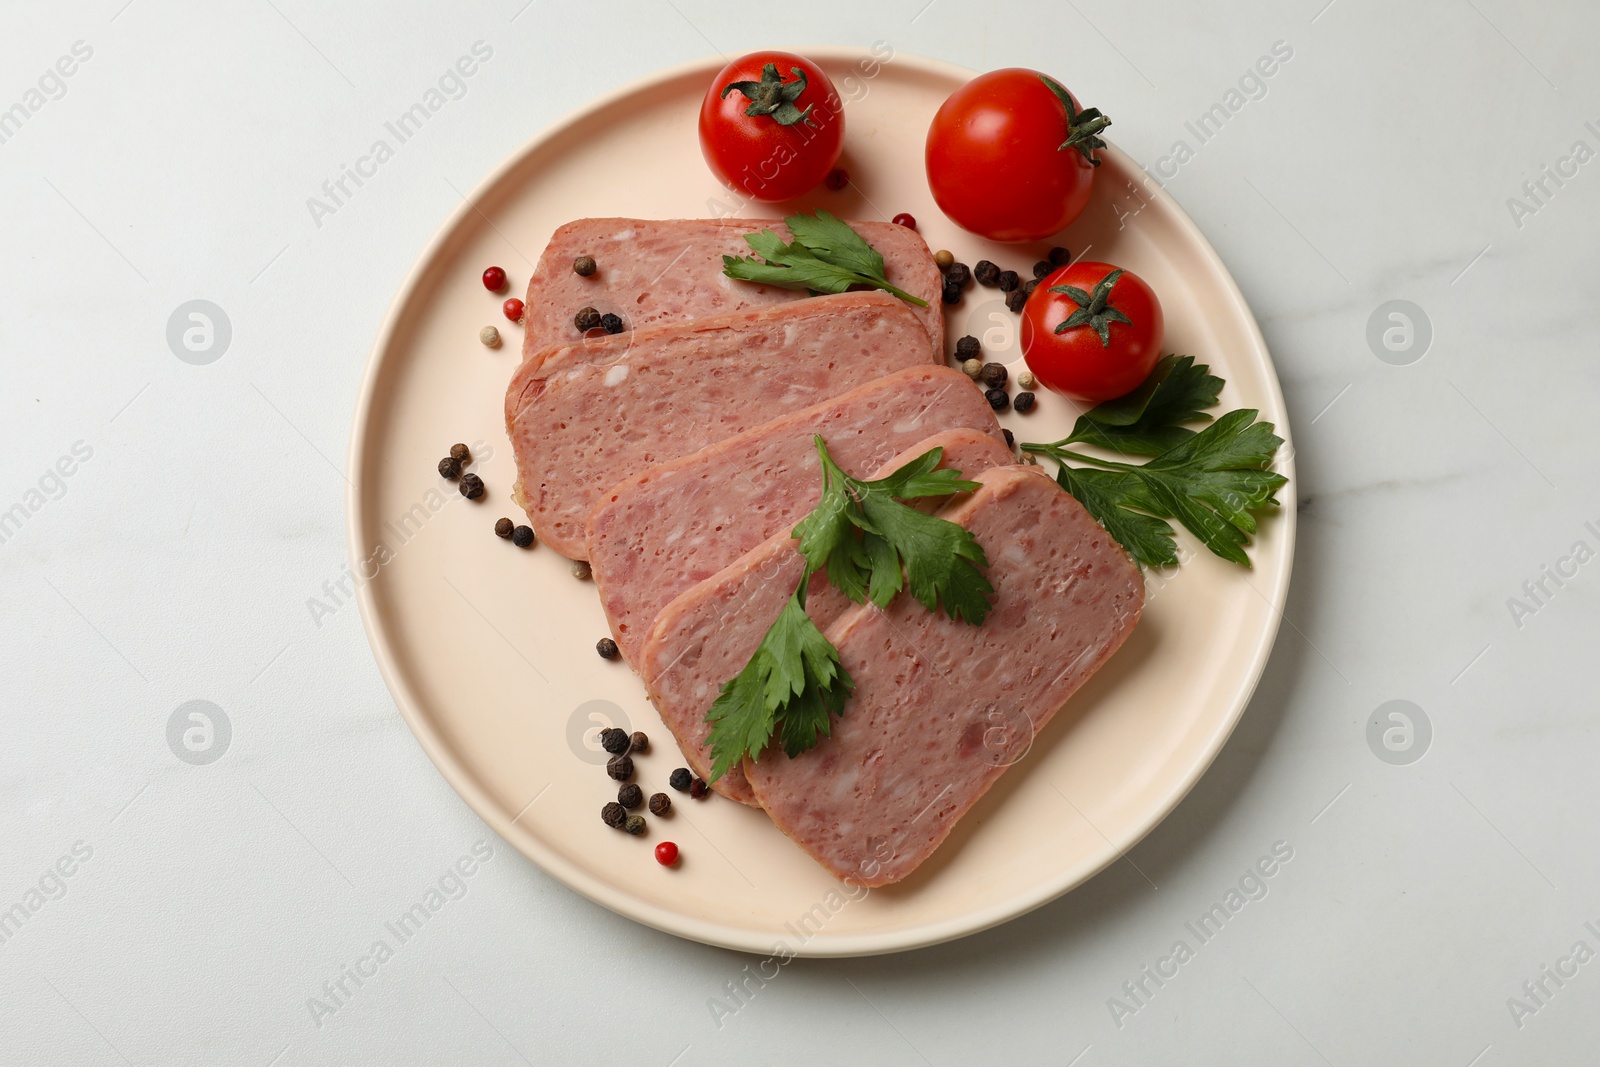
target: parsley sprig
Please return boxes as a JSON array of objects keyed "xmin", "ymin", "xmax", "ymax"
[
  {"xmin": 704, "ymin": 438, "xmax": 990, "ymax": 780},
  {"xmin": 794, "ymin": 439, "xmax": 992, "ymax": 623},
  {"xmin": 1021, "ymin": 356, "xmax": 1287, "ymax": 569},
  {"xmin": 722, "ymin": 211, "xmax": 930, "ymax": 307}
]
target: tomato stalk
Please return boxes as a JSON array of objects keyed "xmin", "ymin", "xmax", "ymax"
[
  {"xmin": 1039, "ymin": 75, "xmax": 1111, "ymax": 165},
  {"xmin": 722, "ymin": 64, "xmax": 817, "ymax": 127},
  {"xmin": 1051, "ymin": 269, "xmax": 1134, "ymax": 347}
]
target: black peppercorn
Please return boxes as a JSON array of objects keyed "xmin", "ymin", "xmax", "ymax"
[
  {"xmin": 1006, "ymin": 289, "xmax": 1027, "ymax": 313},
  {"xmin": 600, "ymin": 727, "xmax": 629, "ymax": 755},
  {"xmin": 1022, "ymin": 278, "xmax": 1039, "ymax": 297},
  {"xmin": 629, "ymin": 731, "xmax": 648, "ymax": 754},
  {"xmin": 575, "ymin": 306, "xmax": 601, "ymax": 332},
  {"xmin": 450, "ymin": 443, "xmax": 471, "ymax": 463},
  {"xmin": 1048, "ymin": 246, "xmax": 1072, "ymax": 267},
  {"xmin": 984, "ymin": 387, "xmax": 1010, "ymax": 412},
  {"xmin": 618, "ymin": 783, "xmax": 644, "ymax": 809},
  {"xmin": 669, "ymin": 768, "xmax": 693, "ymax": 792},
  {"xmin": 997, "ymin": 270, "xmax": 1020, "ymax": 292},
  {"xmin": 600, "ymin": 313, "xmax": 624, "ymax": 334},
  {"xmin": 944, "ymin": 262, "xmax": 971, "ymax": 289},
  {"xmin": 978, "ymin": 362, "xmax": 1008, "ymax": 389},
  {"xmin": 596, "ymin": 637, "xmax": 619, "ymax": 660},
  {"xmin": 624, "ymin": 815, "xmax": 646, "ymax": 836},
  {"xmin": 974, "ymin": 260, "xmax": 1000, "ymax": 286},
  {"xmin": 648, "ymin": 792, "xmax": 671, "ymax": 816},
  {"xmin": 511, "ymin": 525, "xmax": 535, "ymax": 548},
  {"xmin": 689, "ymin": 777, "xmax": 709, "ymax": 799},
  {"xmin": 955, "ymin": 335, "xmax": 981, "ymax": 361},
  {"xmin": 573, "ymin": 255, "xmax": 597, "ymax": 277},
  {"xmin": 438, "ymin": 456, "xmax": 462, "ymax": 480},
  {"xmin": 1013, "ymin": 391, "xmax": 1037, "ymax": 414},
  {"xmin": 1033, "ymin": 260, "xmax": 1053, "ymax": 280},
  {"xmin": 460, "ymin": 473, "xmax": 485, "ymax": 499},
  {"xmin": 940, "ymin": 283, "xmax": 962, "ymax": 306},
  {"xmin": 494, "ymin": 517, "xmax": 513, "ymax": 538},
  {"xmin": 601, "ymin": 801, "xmax": 626, "ymax": 829},
  {"xmin": 1002, "ymin": 428, "xmax": 1016, "ymax": 450},
  {"xmin": 606, "ymin": 754, "xmax": 634, "ymax": 781}
]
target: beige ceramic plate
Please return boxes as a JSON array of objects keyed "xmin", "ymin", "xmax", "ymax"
[{"xmin": 348, "ymin": 47, "xmax": 1295, "ymax": 957}]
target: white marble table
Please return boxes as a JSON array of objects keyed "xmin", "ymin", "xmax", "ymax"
[{"xmin": 4, "ymin": 1, "xmax": 1595, "ymax": 1063}]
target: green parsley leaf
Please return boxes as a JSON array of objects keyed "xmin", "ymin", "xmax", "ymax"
[
  {"xmin": 796, "ymin": 437, "xmax": 992, "ymax": 622},
  {"xmin": 1061, "ymin": 355, "xmax": 1224, "ymax": 458},
  {"xmin": 704, "ymin": 436, "xmax": 995, "ymax": 779},
  {"xmin": 1024, "ymin": 368, "xmax": 1288, "ymax": 570},
  {"xmin": 704, "ymin": 589, "xmax": 852, "ymax": 782},
  {"xmin": 722, "ymin": 211, "xmax": 930, "ymax": 307}
]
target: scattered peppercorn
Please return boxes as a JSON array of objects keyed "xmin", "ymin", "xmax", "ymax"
[
  {"xmin": 1033, "ymin": 260, "xmax": 1053, "ymax": 280},
  {"xmin": 575, "ymin": 306, "xmax": 601, "ymax": 332},
  {"xmin": 629, "ymin": 731, "xmax": 649, "ymax": 754},
  {"xmin": 689, "ymin": 777, "xmax": 709, "ymax": 799},
  {"xmin": 933, "ymin": 249, "xmax": 954, "ymax": 269},
  {"xmin": 606, "ymin": 754, "xmax": 634, "ymax": 782},
  {"xmin": 824, "ymin": 167, "xmax": 849, "ymax": 191},
  {"xmin": 985, "ymin": 387, "xmax": 1010, "ymax": 412},
  {"xmin": 648, "ymin": 792, "xmax": 671, "ymax": 816},
  {"xmin": 599, "ymin": 313, "xmax": 624, "ymax": 334},
  {"xmin": 438, "ymin": 456, "xmax": 462, "ymax": 480},
  {"xmin": 997, "ymin": 270, "xmax": 1020, "ymax": 292},
  {"xmin": 601, "ymin": 801, "xmax": 626, "ymax": 829},
  {"xmin": 596, "ymin": 637, "xmax": 619, "ymax": 660},
  {"xmin": 669, "ymin": 768, "xmax": 693, "ymax": 792},
  {"xmin": 1017, "ymin": 370, "xmax": 1038, "ymax": 390},
  {"xmin": 1002, "ymin": 428, "xmax": 1016, "ymax": 450},
  {"xmin": 974, "ymin": 260, "xmax": 1001, "ymax": 286},
  {"xmin": 573, "ymin": 255, "xmax": 597, "ymax": 277},
  {"xmin": 655, "ymin": 841, "xmax": 679, "ymax": 866},
  {"xmin": 1006, "ymin": 289, "xmax": 1028, "ymax": 313},
  {"xmin": 450, "ymin": 443, "xmax": 470, "ymax": 463},
  {"xmin": 961, "ymin": 358, "xmax": 982, "ymax": 379},
  {"xmin": 600, "ymin": 727, "xmax": 630, "ymax": 755},
  {"xmin": 892, "ymin": 212, "xmax": 917, "ymax": 230},
  {"xmin": 980, "ymin": 363, "xmax": 1008, "ymax": 389},
  {"xmin": 511, "ymin": 525, "xmax": 535, "ymax": 548},
  {"xmin": 460, "ymin": 473, "xmax": 485, "ymax": 499},
  {"xmin": 618, "ymin": 783, "xmax": 644, "ymax": 809},
  {"xmin": 502, "ymin": 297, "xmax": 525, "ymax": 323},
  {"xmin": 1014, "ymin": 391, "xmax": 1038, "ymax": 414},
  {"xmin": 941, "ymin": 282, "xmax": 962, "ymax": 306},
  {"xmin": 944, "ymin": 262, "xmax": 971, "ymax": 290},
  {"xmin": 494, "ymin": 517, "xmax": 513, "ymax": 538},
  {"xmin": 479, "ymin": 325, "xmax": 501, "ymax": 348},
  {"xmin": 1022, "ymin": 278, "xmax": 1039, "ymax": 298},
  {"xmin": 955, "ymin": 335, "xmax": 981, "ymax": 360},
  {"xmin": 572, "ymin": 561, "xmax": 592, "ymax": 580},
  {"xmin": 1048, "ymin": 246, "xmax": 1072, "ymax": 267},
  {"xmin": 482, "ymin": 266, "xmax": 507, "ymax": 293},
  {"xmin": 624, "ymin": 815, "xmax": 646, "ymax": 836}
]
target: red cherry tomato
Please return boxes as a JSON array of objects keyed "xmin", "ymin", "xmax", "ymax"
[
  {"xmin": 699, "ymin": 51, "xmax": 844, "ymax": 202},
  {"xmin": 1021, "ymin": 262, "xmax": 1163, "ymax": 403},
  {"xmin": 655, "ymin": 841, "xmax": 679, "ymax": 866},
  {"xmin": 926, "ymin": 68, "xmax": 1111, "ymax": 243}
]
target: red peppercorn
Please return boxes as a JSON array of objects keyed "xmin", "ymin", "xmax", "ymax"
[
  {"xmin": 482, "ymin": 266, "xmax": 506, "ymax": 293},
  {"xmin": 655, "ymin": 842, "xmax": 679, "ymax": 866},
  {"xmin": 825, "ymin": 168, "xmax": 849, "ymax": 191},
  {"xmin": 502, "ymin": 297, "xmax": 524, "ymax": 323},
  {"xmin": 892, "ymin": 212, "xmax": 917, "ymax": 230}
]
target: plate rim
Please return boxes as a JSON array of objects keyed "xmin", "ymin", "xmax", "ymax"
[{"xmin": 346, "ymin": 45, "xmax": 1297, "ymax": 958}]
